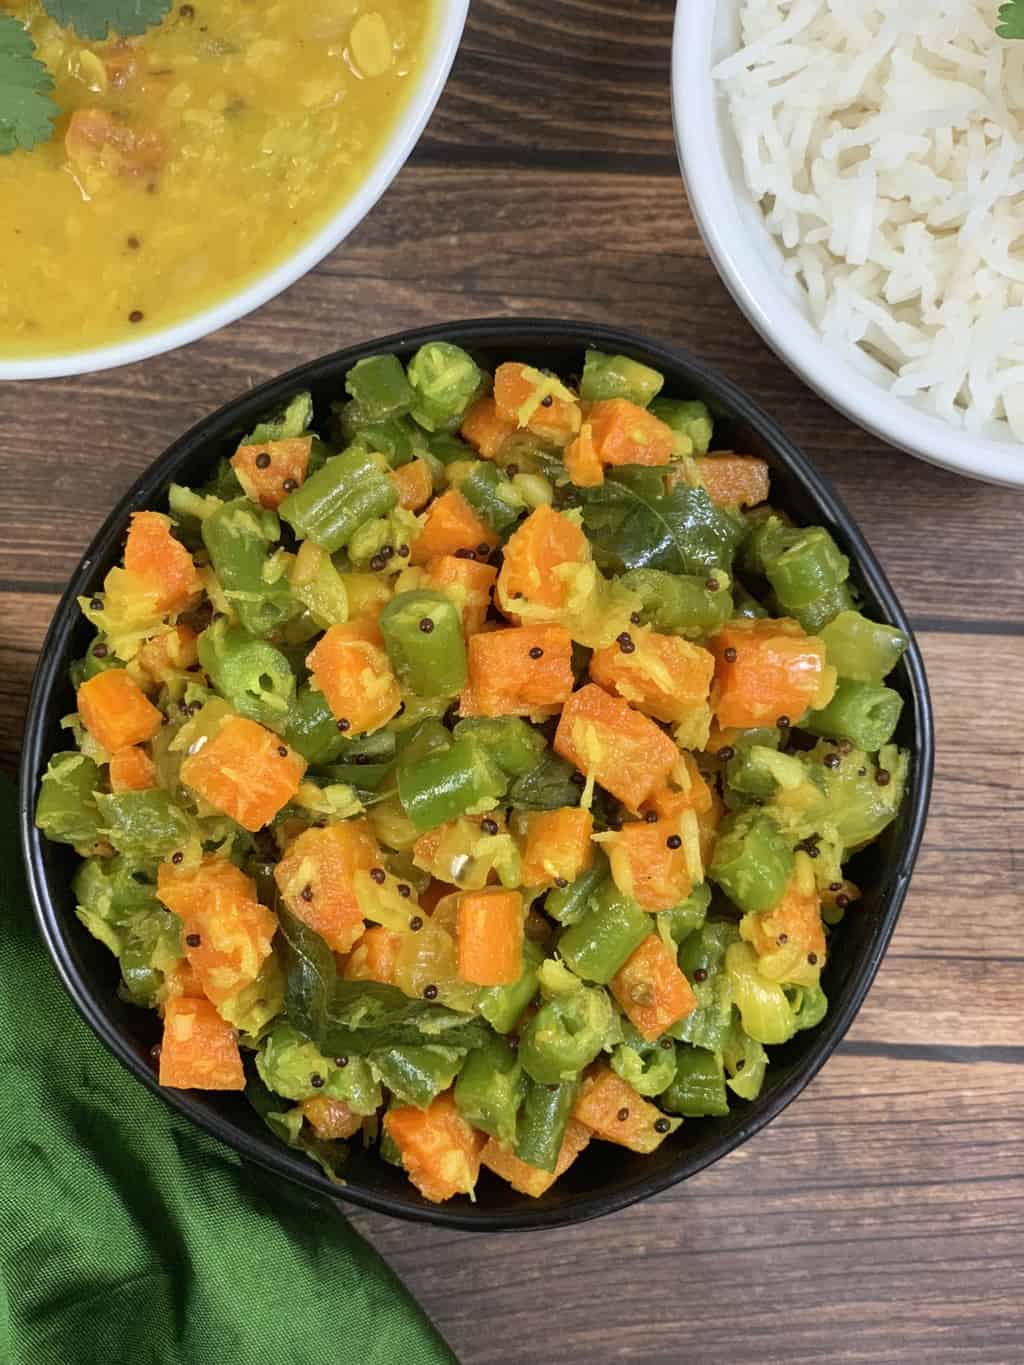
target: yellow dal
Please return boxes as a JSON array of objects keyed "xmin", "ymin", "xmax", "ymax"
[{"xmin": 0, "ymin": 0, "xmax": 434, "ymax": 357}]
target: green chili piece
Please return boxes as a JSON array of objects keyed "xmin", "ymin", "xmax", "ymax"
[
  {"xmin": 803, "ymin": 677, "xmax": 904, "ymax": 752},
  {"xmin": 452, "ymin": 717, "xmax": 547, "ymax": 780},
  {"xmin": 96, "ymin": 790, "xmax": 192, "ymax": 860},
  {"xmin": 557, "ymin": 880, "xmax": 651, "ymax": 984},
  {"xmin": 580, "ymin": 350, "xmax": 665, "ymax": 407},
  {"xmin": 285, "ymin": 686, "xmax": 351, "ymax": 766},
  {"xmin": 197, "ymin": 620, "xmax": 295, "ymax": 730},
  {"xmin": 345, "ymin": 354, "xmax": 414, "ymax": 422},
  {"xmin": 672, "ymin": 920, "xmax": 738, "ymax": 1053},
  {"xmin": 70, "ymin": 637, "xmax": 119, "ymax": 689},
  {"xmin": 454, "ymin": 461, "xmax": 524, "ymax": 535},
  {"xmin": 280, "ymin": 446, "xmax": 398, "ymax": 553},
  {"xmin": 518, "ymin": 986, "xmax": 612, "ymax": 1085},
  {"xmin": 478, "ymin": 940, "xmax": 543, "ymax": 1034},
  {"xmin": 201, "ymin": 498, "xmax": 293, "ymax": 637},
  {"xmin": 407, "ymin": 342, "xmax": 485, "ymax": 433},
  {"xmin": 379, "ymin": 590, "xmax": 468, "ymax": 697},
  {"xmin": 515, "ymin": 1077, "xmax": 579, "ymax": 1173},
  {"xmin": 370, "ymin": 1044, "xmax": 464, "ymax": 1109},
  {"xmin": 648, "ymin": 398, "xmax": 713, "ymax": 455},
  {"xmin": 544, "ymin": 859, "xmax": 607, "ymax": 927},
  {"xmin": 661, "ymin": 1046, "xmax": 730, "ymax": 1117},
  {"xmin": 786, "ymin": 582, "xmax": 854, "ymax": 634},
  {"xmin": 820, "ymin": 610, "xmax": 909, "ymax": 683},
  {"xmin": 657, "ymin": 881, "xmax": 712, "ymax": 945},
  {"xmin": 763, "ymin": 526, "xmax": 850, "ymax": 609},
  {"xmin": 618, "ymin": 567, "xmax": 734, "ymax": 639},
  {"xmin": 610, "ymin": 1028, "xmax": 678, "ymax": 1097},
  {"xmin": 397, "ymin": 736, "xmax": 507, "ymax": 832},
  {"xmin": 453, "ymin": 1035, "xmax": 525, "ymax": 1145},
  {"xmin": 709, "ymin": 810, "xmax": 794, "ymax": 914},
  {"xmin": 36, "ymin": 752, "xmax": 103, "ymax": 848}
]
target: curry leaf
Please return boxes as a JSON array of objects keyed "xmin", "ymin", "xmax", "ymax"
[
  {"xmin": 506, "ymin": 752, "xmax": 582, "ymax": 811},
  {"xmin": 0, "ymin": 16, "xmax": 58, "ymax": 156},
  {"xmin": 42, "ymin": 0, "xmax": 172, "ymax": 40},
  {"xmin": 571, "ymin": 469, "xmax": 745, "ymax": 576},
  {"xmin": 320, "ymin": 981, "xmax": 491, "ymax": 1057},
  {"xmin": 277, "ymin": 903, "xmax": 337, "ymax": 1044}
]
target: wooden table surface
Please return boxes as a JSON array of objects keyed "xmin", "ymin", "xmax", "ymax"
[{"xmin": 3, "ymin": 0, "xmax": 1024, "ymax": 1359}]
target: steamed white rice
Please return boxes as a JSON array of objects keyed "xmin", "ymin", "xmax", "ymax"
[{"xmin": 715, "ymin": 0, "xmax": 1024, "ymax": 443}]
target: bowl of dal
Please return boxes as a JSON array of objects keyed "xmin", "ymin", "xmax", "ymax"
[{"xmin": 0, "ymin": 0, "xmax": 467, "ymax": 380}]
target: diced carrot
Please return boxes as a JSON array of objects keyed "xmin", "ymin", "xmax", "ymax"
[
  {"xmin": 457, "ymin": 888, "xmax": 523, "ymax": 986},
  {"xmin": 77, "ymin": 668, "xmax": 163, "ymax": 753},
  {"xmin": 231, "ymin": 437, "xmax": 312, "ymax": 510},
  {"xmin": 384, "ymin": 1091, "xmax": 485, "ymax": 1203},
  {"xmin": 410, "ymin": 490, "xmax": 499, "ymax": 566},
  {"xmin": 572, "ymin": 1065, "xmax": 678, "ymax": 1153},
  {"xmin": 564, "ymin": 422, "xmax": 604, "ymax": 487},
  {"xmin": 343, "ymin": 925, "xmax": 403, "ymax": 985},
  {"xmin": 644, "ymin": 753, "xmax": 714, "ymax": 820},
  {"xmin": 520, "ymin": 808, "xmax": 594, "ymax": 886},
  {"xmin": 180, "ymin": 714, "xmax": 305, "ymax": 831},
  {"xmin": 426, "ymin": 554, "xmax": 497, "ymax": 636},
  {"xmin": 124, "ymin": 511, "xmax": 203, "ymax": 614},
  {"xmin": 553, "ymin": 684, "xmax": 680, "ymax": 812},
  {"xmin": 65, "ymin": 108, "xmax": 166, "ymax": 177},
  {"xmin": 496, "ymin": 505, "xmax": 589, "ymax": 615},
  {"xmin": 108, "ymin": 745, "xmax": 157, "ymax": 793},
  {"xmin": 159, "ymin": 997, "xmax": 245, "ymax": 1091},
  {"xmin": 137, "ymin": 625, "xmax": 199, "ymax": 684},
  {"xmin": 741, "ymin": 860, "xmax": 826, "ymax": 965},
  {"xmin": 460, "ymin": 623, "xmax": 574, "ymax": 718},
  {"xmin": 588, "ymin": 399, "xmax": 674, "ymax": 467},
  {"xmin": 610, "ymin": 935, "xmax": 697, "ymax": 1040},
  {"xmin": 696, "ymin": 454, "xmax": 770, "ymax": 509},
  {"xmin": 601, "ymin": 816, "xmax": 693, "ymax": 911},
  {"xmin": 481, "ymin": 1120, "xmax": 591, "ymax": 1198},
  {"xmin": 157, "ymin": 857, "xmax": 277, "ymax": 1005},
  {"xmin": 492, "ymin": 362, "xmax": 582, "ymax": 447},
  {"xmin": 590, "ymin": 629, "xmax": 714, "ymax": 725},
  {"xmin": 306, "ymin": 620, "xmax": 402, "ymax": 736},
  {"xmin": 275, "ymin": 820, "xmax": 380, "ymax": 954},
  {"xmin": 460, "ymin": 397, "xmax": 517, "ymax": 461},
  {"xmin": 391, "ymin": 457, "xmax": 435, "ymax": 512},
  {"xmin": 709, "ymin": 618, "xmax": 837, "ymax": 729},
  {"xmin": 302, "ymin": 1095, "xmax": 363, "ymax": 1140}
]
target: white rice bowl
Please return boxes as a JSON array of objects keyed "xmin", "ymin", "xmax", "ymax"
[{"xmin": 714, "ymin": 0, "xmax": 1024, "ymax": 443}]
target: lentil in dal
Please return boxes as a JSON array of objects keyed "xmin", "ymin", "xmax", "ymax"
[{"xmin": 0, "ymin": 0, "xmax": 434, "ymax": 358}]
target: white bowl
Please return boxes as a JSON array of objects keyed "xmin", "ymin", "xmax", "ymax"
[
  {"xmin": 672, "ymin": 0, "xmax": 1024, "ymax": 489},
  {"xmin": 1, "ymin": 0, "xmax": 468, "ymax": 383}
]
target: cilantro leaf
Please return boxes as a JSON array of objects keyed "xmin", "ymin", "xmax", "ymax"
[
  {"xmin": 998, "ymin": 0, "xmax": 1024, "ymax": 38},
  {"xmin": 42, "ymin": 0, "xmax": 172, "ymax": 40},
  {"xmin": 0, "ymin": 15, "xmax": 58, "ymax": 156}
]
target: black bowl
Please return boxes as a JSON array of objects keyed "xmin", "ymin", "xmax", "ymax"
[{"xmin": 19, "ymin": 319, "xmax": 933, "ymax": 1231}]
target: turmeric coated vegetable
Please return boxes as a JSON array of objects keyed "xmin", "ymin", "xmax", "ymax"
[{"xmin": 38, "ymin": 346, "xmax": 909, "ymax": 1205}]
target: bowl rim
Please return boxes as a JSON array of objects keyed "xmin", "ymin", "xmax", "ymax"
[
  {"xmin": 0, "ymin": 0, "xmax": 469, "ymax": 383},
  {"xmin": 18, "ymin": 317, "xmax": 935, "ymax": 1231},
  {"xmin": 672, "ymin": 0, "xmax": 1024, "ymax": 490}
]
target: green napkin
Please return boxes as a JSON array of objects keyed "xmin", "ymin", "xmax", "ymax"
[{"xmin": 0, "ymin": 778, "xmax": 455, "ymax": 1365}]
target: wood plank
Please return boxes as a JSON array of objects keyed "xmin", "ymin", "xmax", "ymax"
[
  {"xmin": 2, "ymin": 169, "xmax": 1022, "ymax": 625},
  {"xmin": 349, "ymin": 1053, "xmax": 1024, "ymax": 1365}
]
